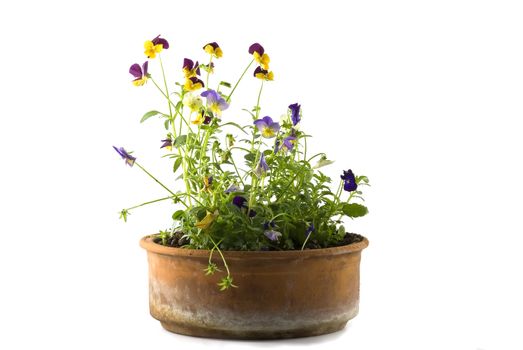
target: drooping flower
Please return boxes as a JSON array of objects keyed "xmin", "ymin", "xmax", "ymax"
[
  {"xmin": 305, "ymin": 223, "xmax": 315, "ymax": 238},
  {"xmin": 184, "ymin": 77, "xmax": 205, "ymax": 91},
  {"xmin": 282, "ymin": 136, "xmax": 297, "ymax": 152},
  {"xmin": 195, "ymin": 210, "xmax": 218, "ymax": 230},
  {"xmin": 113, "ymin": 146, "xmax": 136, "ymax": 167},
  {"xmin": 202, "ymin": 62, "xmax": 215, "ymax": 74},
  {"xmin": 341, "ymin": 169, "xmax": 358, "ymax": 192},
  {"xmin": 254, "ymin": 66, "xmax": 274, "ymax": 81},
  {"xmin": 289, "ymin": 103, "xmax": 301, "ymax": 126},
  {"xmin": 254, "ymin": 116, "xmax": 280, "ymax": 138},
  {"xmin": 182, "ymin": 93, "xmax": 203, "ymax": 112},
  {"xmin": 144, "ymin": 35, "xmax": 169, "ymax": 59},
  {"xmin": 203, "ymin": 42, "xmax": 223, "ymax": 58},
  {"xmin": 225, "ymin": 184, "xmax": 241, "ymax": 193},
  {"xmin": 191, "ymin": 110, "xmax": 210, "ymax": 125},
  {"xmin": 248, "ymin": 43, "xmax": 270, "ymax": 70},
  {"xmin": 264, "ymin": 230, "xmax": 282, "ymax": 241},
  {"xmin": 201, "ymin": 89, "xmax": 229, "ymax": 116},
  {"xmin": 182, "ymin": 58, "xmax": 201, "ymax": 78},
  {"xmin": 160, "ymin": 138, "xmax": 172, "ymax": 151},
  {"xmin": 313, "ymin": 156, "xmax": 335, "ymax": 169},
  {"xmin": 129, "ymin": 61, "xmax": 149, "ymax": 86},
  {"xmin": 255, "ymin": 153, "xmax": 269, "ymax": 177}
]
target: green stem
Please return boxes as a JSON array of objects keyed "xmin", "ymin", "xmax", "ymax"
[
  {"xmin": 159, "ymin": 55, "xmax": 173, "ymax": 118},
  {"xmin": 229, "ymin": 154, "xmax": 245, "ymax": 187},
  {"xmin": 208, "ymin": 235, "xmax": 232, "ymax": 277},
  {"xmin": 135, "ymin": 162, "xmax": 176, "ymax": 196},
  {"xmin": 226, "ymin": 59, "xmax": 255, "ymax": 103},
  {"xmin": 255, "ymin": 80, "xmax": 264, "ymax": 119},
  {"xmin": 125, "ymin": 196, "xmax": 176, "ymax": 211},
  {"xmin": 206, "ymin": 56, "xmax": 213, "ymax": 88}
]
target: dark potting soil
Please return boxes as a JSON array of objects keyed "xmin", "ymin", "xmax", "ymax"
[{"xmin": 154, "ymin": 232, "xmax": 364, "ymax": 251}]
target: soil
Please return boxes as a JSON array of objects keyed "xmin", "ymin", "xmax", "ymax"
[{"xmin": 154, "ymin": 232, "xmax": 364, "ymax": 251}]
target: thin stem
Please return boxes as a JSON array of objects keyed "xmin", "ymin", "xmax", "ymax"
[
  {"xmin": 208, "ymin": 235, "xmax": 231, "ymax": 276},
  {"xmin": 229, "ymin": 155, "xmax": 245, "ymax": 187},
  {"xmin": 255, "ymin": 80, "xmax": 264, "ymax": 119},
  {"xmin": 135, "ymin": 162, "xmax": 176, "ymax": 196},
  {"xmin": 206, "ymin": 55, "xmax": 213, "ymax": 88},
  {"xmin": 159, "ymin": 55, "xmax": 173, "ymax": 118},
  {"xmin": 226, "ymin": 59, "xmax": 255, "ymax": 103},
  {"xmin": 125, "ymin": 196, "xmax": 175, "ymax": 211}
]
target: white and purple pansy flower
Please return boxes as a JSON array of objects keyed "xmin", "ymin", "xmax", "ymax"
[
  {"xmin": 201, "ymin": 89, "xmax": 229, "ymax": 116},
  {"xmin": 254, "ymin": 116, "xmax": 280, "ymax": 138}
]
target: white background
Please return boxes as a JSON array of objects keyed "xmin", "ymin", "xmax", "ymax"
[{"xmin": 1, "ymin": 0, "xmax": 522, "ymax": 349}]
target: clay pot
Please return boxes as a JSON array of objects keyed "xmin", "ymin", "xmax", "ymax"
[{"xmin": 140, "ymin": 235, "xmax": 368, "ymax": 339}]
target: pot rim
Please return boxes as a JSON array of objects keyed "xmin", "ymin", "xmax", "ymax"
[{"xmin": 140, "ymin": 234, "xmax": 369, "ymax": 259}]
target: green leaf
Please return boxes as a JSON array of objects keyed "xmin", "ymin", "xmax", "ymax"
[
  {"xmin": 173, "ymin": 135, "xmax": 187, "ymax": 147},
  {"xmin": 219, "ymin": 81, "xmax": 232, "ymax": 88},
  {"xmin": 342, "ymin": 203, "xmax": 368, "ymax": 218},
  {"xmin": 244, "ymin": 153, "xmax": 255, "ymax": 162},
  {"xmin": 172, "ymin": 210, "xmax": 185, "ymax": 221},
  {"xmin": 173, "ymin": 157, "xmax": 182, "ymax": 173},
  {"xmin": 141, "ymin": 110, "xmax": 162, "ymax": 123}
]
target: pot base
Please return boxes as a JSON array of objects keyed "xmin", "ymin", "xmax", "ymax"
[{"xmin": 160, "ymin": 320, "xmax": 348, "ymax": 340}]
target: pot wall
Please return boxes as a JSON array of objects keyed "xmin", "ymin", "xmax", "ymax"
[{"xmin": 140, "ymin": 236, "xmax": 368, "ymax": 339}]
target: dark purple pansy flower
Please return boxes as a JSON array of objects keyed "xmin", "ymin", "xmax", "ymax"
[
  {"xmin": 129, "ymin": 61, "xmax": 149, "ymax": 86},
  {"xmin": 289, "ymin": 103, "xmax": 301, "ymax": 126},
  {"xmin": 233, "ymin": 196, "xmax": 247, "ymax": 208},
  {"xmin": 263, "ymin": 221, "xmax": 276, "ymax": 230},
  {"xmin": 274, "ymin": 139, "xmax": 281, "ymax": 153},
  {"xmin": 203, "ymin": 115, "xmax": 212, "ymax": 125},
  {"xmin": 264, "ymin": 230, "xmax": 282, "ymax": 241},
  {"xmin": 341, "ymin": 169, "xmax": 358, "ymax": 192},
  {"xmin": 113, "ymin": 146, "xmax": 136, "ymax": 167},
  {"xmin": 183, "ymin": 58, "xmax": 201, "ymax": 77},
  {"xmin": 160, "ymin": 138, "xmax": 172, "ymax": 150},
  {"xmin": 282, "ymin": 136, "xmax": 297, "ymax": 152},
  {"xmin": 248, "ymin": 43, "xmax": 264, "ymax": 56},
  {"xmin": 151, "ymin": 35, "xmax": 169, "ymax": 49},
  {"xmin": 305, "ymin": 223, "xmax": 315, "ymax": 238},
  {"xmin": 248, "ymin": 209, "xmax": 257, "ymax": 218}
]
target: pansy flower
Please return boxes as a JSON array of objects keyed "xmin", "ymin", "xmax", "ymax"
[
  {"xmin": 254, "ymin": 116, "xmax": 280, "ymax": 138},
  {"xmin": 160, "ymin": 138, "xmax": 172, "ymax": 151},
  {"xmin": 232, "ymin": 196, "xmax": 256, "ymax": 217},
  {"xmin": 255, "ymin": 153, "xmax": 269, "ymax": 177},
  {"xmin": 184, "ymin": 77, "xmax": 205, "ymax": 91},
  {"xmin": 254, "ymin": 66, "xmax": 274, "ymax": 81},
  {"xmin": 225, "ymin": 184, "xmax": 241, "ymax": 193},
  {"xmin": 203, "ymin": 176, "xmax": 213, "ymax": 191},
  {"xmin": 192, "ymin": 110, "xmax": 212, "ymax": 125},
  {"xmin": 113, "ymin": 146, "xmax": 136, "ymax": 167},
  {"xmin": 264, "ymin": 230, "xmax": 282, "ymax": 241},
  {"xmin": 249, "ymin": 43, "xmax": 270, "ymax": 70},
  {"xmin": 282, "ymin": 136, "xmax": 297, "ymax": 152},
  {"xmin": 203, "ymin": 42, "xmax": 223, "ymax": 58},
  {"xmin": 201, "ymin": 89, "xmax": 229, "ymax": 116},
  {"xmin": 182, "ymin": 92, "xmax": 203, "ymax": 112},
  {"xmin": 289, "ymin": 103, "xmax": 301, "ymax": 126},
  {"xmin": 144, "ymin": 35, "xmax": 169, "ymax": 59},
  {"xmin": 202, "ymin": 62, "xmax": 215, "ymax": 74},
  {"xmin": 182, "ymin": 58, "xmax": 201, "ymax": 78},
  {"xmin": 341, "ymin": 169, "xmax": 358, "ymax": 192},
  {"xmin": 129, "ymin": 61, "xmax": 149, "ymax": 86}
]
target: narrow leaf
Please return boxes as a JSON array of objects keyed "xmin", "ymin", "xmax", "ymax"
[{"xmin": 141, "ymin": 110, "xmax": 162, "ymax": 123}]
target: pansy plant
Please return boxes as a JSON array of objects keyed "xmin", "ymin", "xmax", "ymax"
[{"xmin": 116, "ymin": 37, "xmax": 370, "ymax": 290}]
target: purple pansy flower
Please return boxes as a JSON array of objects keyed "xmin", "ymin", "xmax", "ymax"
[
  {"xmin": 264, "ymin": 230, "xmax": 282, "ymax": 241},
  {"xmin": 233, "ymin": 196, "xmax": 247, "ymax": 208},
  {"xmin": 255, "ymin": 153, "xmax": 269, "ymax": 177},
  {"xmin": 182, "ymin": 58, "xmax": 201, "ymax": 77},
  {"xmin": 201, "ymin": 89, "xmax": 229, "ymax": 116},
  {"xmin": 341, "ymin": 169, "xmax": 358, "ymax": 192},
  {"xmin": 113, "ymin": 146, "xmax": 136, "ymax": 167},
  {"xmin": 151, "ymin": 35, "xmax": 169, "ymax": 49},
  {"xmin": 129, "ymin": 61, "xmax": 149, "ymax": 86},
  {"xmin": 289, "ymin": 103, "xmax": 301, "ymax": 126},
  {"xmin": 160, "ymin": 138, "xmax": 172, "ymax": 150},
  {"xmin": 248, "ymin": 43, "xmax": 264, "ymax": 56},
  {"xmin": 282, "ymin": 136, "xmax": 297, "ymax": 152},
  {"xmin": 254, "ymin": 116, "xmax": 280, "ymax": 138},
  {"xmin": 274, "ymin": 139, "xmax": 281, "ymax": 153}
]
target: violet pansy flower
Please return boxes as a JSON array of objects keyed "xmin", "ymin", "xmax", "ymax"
[
  {"xmin": 264, "ymin": 230, "xmax": 282, "ymax": 241},
  {"xmin": 282, "ymin": 136, "xmax": 297, "ymax": 152},
  {"xmin": 254, "ymin": 116, "xmax": 280, "ymax": 138},
  {"xmin": 201, "ymin": 89, "xmax": 229, "ymax": 116},
  {"xmin": 255, "ymin": 153, "xmax": 269, "ymax": 177},
  {"xmin": 113, "ymin": 146, "xmax": 136, "ymax": 167},
  {"xmin": 129, "ymin": 61, "xmax": 149, "ymax": 86},
  {"xmin": 289, "ymin": 103, "xmax": 301, "ymax": 126}
]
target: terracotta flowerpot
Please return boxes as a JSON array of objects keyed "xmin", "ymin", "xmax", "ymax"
[{"xmin": 140, "ymin": 235, "xmax": 369, "ymax": 339}]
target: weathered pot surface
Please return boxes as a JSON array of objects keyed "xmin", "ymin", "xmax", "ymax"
[{"xmin": 140, "ymin": 235, "xmax": 369, "ymax": 339}]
